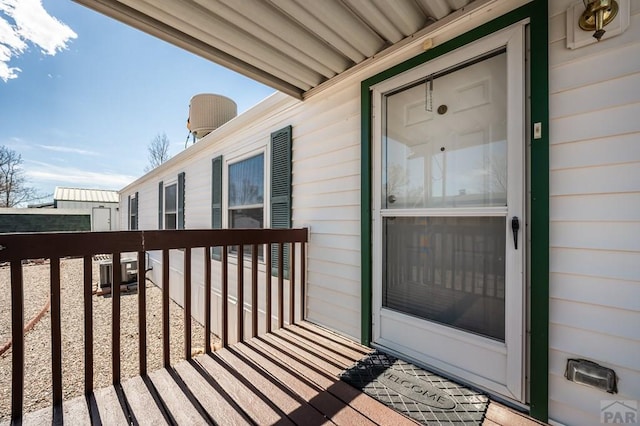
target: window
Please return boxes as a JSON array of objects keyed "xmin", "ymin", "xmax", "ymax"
[
  {"xmin": 128, "ymin": 193, "xmax": 138, "ymax": 230},
  {"xmin": 228, "ymin": 153, "xmax": 264, "ymax": 256},
  {"xmin": 164, "ymin": 183, "xmax": 177, "ymax": 229},
  {"xmin": 158, "ymin": 172, "xmax": 185, "ymax": 230},
  {"xmin": 210, "ymin": 125, "xmax": 292, "ymax": 274},
  {"xmin": 228, "ymin": 153, "xmax": 264, "ymax": 229}
]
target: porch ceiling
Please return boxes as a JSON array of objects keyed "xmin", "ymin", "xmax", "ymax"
[{"xmin": 73, "ymin": 0, "xmax": 477, "ymax": 99}]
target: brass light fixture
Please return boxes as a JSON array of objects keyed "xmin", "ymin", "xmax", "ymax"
[{"xmin": 579, "ymin": 0, "xmax": 619, "ymax": 41}]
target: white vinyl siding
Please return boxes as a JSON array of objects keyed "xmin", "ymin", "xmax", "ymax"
[
  {"xmin": 180, "ymin": 158, "xmax": 211, "ymax": 229},
  {"xmin": 291, "ymin": 85, "xmax": 362, "ymax": 338},
  {"xmin": 116, "ymin": 0, "xmax": 531, "ymax": 343},
  {"xmin": 124, "ymin": 184, "xmax": 156, "ymax": 231},
  {"xmin": 547, "ymin": 1, "xmax": 640, "ymax": 425},
  {"xmin": 115, "ymin": 6, "xmax": 640, "ymax": 422}
]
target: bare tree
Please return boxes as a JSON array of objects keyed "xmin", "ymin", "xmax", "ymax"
[
  {"xmin": 483, "ymin": 152, "xmax": 507, "ymax": 194},
  {"xmin": 0, "ymin": 145, "xmax": 40, "ymax": 207},
  {"xmin": 144, "ymin": 132, "xmax": 171, "ymax": 172}
]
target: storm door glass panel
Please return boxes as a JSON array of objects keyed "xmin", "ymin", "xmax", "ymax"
[
  {"xmin": 383, "ymin": 216, "xmax": 505, "ymax": 340},
  {"xmin": 382, "ymin": 51, "xmax": 507, "ymax": 209},
  {"xmin": 164, "ymin": 183, "xmax": 177, "ymax": 230}
]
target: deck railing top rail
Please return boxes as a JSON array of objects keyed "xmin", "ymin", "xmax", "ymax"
[{"xmin": 0, "ymin": 228, "xmax": 308, "ymax": 262}]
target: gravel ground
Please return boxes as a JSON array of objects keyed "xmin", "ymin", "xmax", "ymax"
[{"xmin": 0, "ymin": 258, "xmax": 218, "ymax": 421}]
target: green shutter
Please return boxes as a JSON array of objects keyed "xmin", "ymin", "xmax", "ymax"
[
  {"xmin": 211, "ymin": 156, "xmax": 223, "ymax": 259},
  {"xmin": 158, "ymin": 181, "xmax": 163, "ymax": 229},
  {"xmin": 134, "ymin": 191, "xmax": 139, "ymax": 230},
  {"xmin": 127, "ymin": 195, "xmax": 131, "ymax": 230},
  {"xmin": 270, "ymin": 125, "xmax": 292, "ymax": 277},
  {"xmin": 178, "ymin": 172, "xmax": 185, "ymax": 229}
]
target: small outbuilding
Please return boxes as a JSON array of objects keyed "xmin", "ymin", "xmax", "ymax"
[{"xmin": 54, "ymin": 187, "xmax": 119, "ymax": 231}]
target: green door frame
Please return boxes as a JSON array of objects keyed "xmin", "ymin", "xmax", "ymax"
[{"xmin": 359, "ymin": 1, "xmax": 549, "ymax": 421}]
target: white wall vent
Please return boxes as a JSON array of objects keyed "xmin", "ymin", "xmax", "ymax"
[{"xmin": 187, "ymin": 94, "xmax": 237, "ymax": 139}]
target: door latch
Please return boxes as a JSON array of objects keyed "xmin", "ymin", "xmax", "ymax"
[{"xmin": 511, "ymin": 216, "xmax": 520, "ymax": 250}]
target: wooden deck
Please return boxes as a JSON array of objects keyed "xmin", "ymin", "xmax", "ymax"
[{"xmin": 9, "ymin": 321, "xmax": 545, "ymax": 426}]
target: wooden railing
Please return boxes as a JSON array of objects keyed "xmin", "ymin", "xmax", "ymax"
[{"xmin": 0, "ymin": 228, "xmax": 308, "ymax": 422}]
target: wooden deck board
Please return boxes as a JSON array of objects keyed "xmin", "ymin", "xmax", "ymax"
[
  {"xmin": 263, "ymin": 330, "xmax": 349, "ymax": 377},
  {"xmin": 172, "ymin": 360, "xmax": 254, "ymax": 426},
  {"xmin": 286, "ymin": 324, "xmax": 373, "ymax": 361},
  {"xmin": 195, "ymin": 350, "xmax": 295, "ymax": 425},
  {"xmin": 120, "ymin": 375, "xmax": 169, "ymax": 425},
  {"xmin": 92, "ymin": 385, "xmax": 131, "ymax": 425},
  {"xmin": 273, "ymin": 328, "xmax": 360, "ymax": 369},
  {"xmin": 216, "ymin": 346, "xmax": 333, "ymax": 425},
  {"xmin": 293, "ymin": 322, "xmax": 373, "ymax": 356},
  {"xmin": 8, "ymin": 321, "xmax": 547, "ymax": 426},
  {"xmin": 483, "ymin": 402, "xmax": 547, "ymax": 426},
  {"xmin": 60, "ymin": 396, "xmax": 92, "ymax": 425},
  {"xmin": 233, "ymin": 340, "xmax": 376, "ymax": 426},
  {"xmin": 13, "ymin": 395, "xmax": 92, "ymax": 426},
  {"xmin": 250, "ymin": 334, "xmax": 419, "ymax": 426},
  {"xmin": 146, "ymin": 367, "xmax": 210, "ymax": 425}
]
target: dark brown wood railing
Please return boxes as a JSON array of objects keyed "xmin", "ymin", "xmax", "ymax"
[{"xmin": 0, "ymin": 228, "xmax": 308, "ymax": 422}]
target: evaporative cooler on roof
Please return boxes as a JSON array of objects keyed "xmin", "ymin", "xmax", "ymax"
[{"xmin": 187, "ymin": 94, "xmax": 237, "ymax": 140}]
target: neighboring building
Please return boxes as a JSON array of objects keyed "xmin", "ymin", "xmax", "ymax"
[
  {"xmin": 0, "ymin": 187, "xmax": 119, "ymax": 233},
  {"xmin": 54, "ymin": 187, "xmax": 119, "ymax": 231},
  {"xmin": 89, "ymin": 0, "xmax": 640, "ymax": 424},
  {"xmin": 0, "ymin": 208, "xmax": 91, "ymax": 233}
]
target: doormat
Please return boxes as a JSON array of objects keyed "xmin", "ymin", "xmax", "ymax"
[{"xmin": 340, "ymin": 351, "xmax": 489, "ymax": 425}]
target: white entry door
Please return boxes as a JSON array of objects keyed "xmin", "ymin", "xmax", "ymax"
[
  {"xmin": 92, "ymin": 207, "xmax": 112, "ymax": 232},
  {"xmin": 372, "ymin": 25, "xmax": 526, "ymax": 402}
]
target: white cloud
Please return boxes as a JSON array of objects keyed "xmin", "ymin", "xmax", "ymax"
[
  {"xmin": 25, "ymin": 160, "xmax": 137, "ymax": 190},
  {"xmin": 37, "ymin": 144, "xmax": 100, "ymax": 156},
  {"xmin": 0, "ymin": 0, "xmax": 77, "ymax": 82},
  {"xmin": 0, "ymin": 42, "xmax": 20, "ymax": 80}
]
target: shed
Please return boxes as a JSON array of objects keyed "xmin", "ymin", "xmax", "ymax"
[{"xmin": 54, "ymin": 187, "xmax": 119, "ymax": 231}]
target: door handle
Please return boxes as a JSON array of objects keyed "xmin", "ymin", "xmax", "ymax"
[{"xmin": 511, "ymin": 216, "xmax": 520, "ymax": 250}]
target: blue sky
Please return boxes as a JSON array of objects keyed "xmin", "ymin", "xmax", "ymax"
[{"xmin": 0, "ymin": 0, "xmax": 275, "ymax": 203}]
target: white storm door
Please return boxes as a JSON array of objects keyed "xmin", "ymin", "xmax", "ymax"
[{"xmin": 372, "ymin": 25, "xmax": 526, "ymax": 402}]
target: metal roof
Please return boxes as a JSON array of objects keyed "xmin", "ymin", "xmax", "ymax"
[
  {"xmin": 54, "ymin": 187, "xmax": 120, "ymax": 203},
  {"xmin": 73, "ymin": 0, "xmax": 477, "ymax": 99}
]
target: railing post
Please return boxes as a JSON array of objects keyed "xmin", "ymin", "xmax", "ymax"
[
  {"xmin": 237, "ymin": 245, "xmax": 244, "ymax": 343},
  {"xmin": 300, "ymin": 240, "xmax": 306, "ymax": 321},
  {"xmin": 184, "ymin": 247, "xmax": 192, "ymax": 360},
  {"xmin": 265, "ymin": 244, "xmax": 272, "ymax": 333},
  {"xmin": 278, "ymin": 243, "xmax": 284, "ymax": 329},
  {"xmin": 222, "ymin": 246, "xmax": 229, "ymax": 348},
  {"xmin": 50, "ymin": 257, "xmax": 63, "ymax": 411},
  {"xmin": 290, "ymin": 243, "xmax": 295, "ymax": 325},
  {"xmin": 251, "ymin": 244, "xmax": 258, "ymax": 338},
  {"xmin": 162, "ymin": 249, "xmax": 170, "ymax": 368},
  {"xmin": 112, "ymin": 253, "xmax": 121, "ymax": 385},
  {"xmin": 204, "ymin": 248, "xmax": 211, "ymax": 354},
  {"xmin": 138, "ymin": 251, "xmax": 147, "ymax": 376},
  {"xmin": 83, "ymin": 256, "xmax": 93, "ymax": 395},
  {"xmin": 10, "ymin": 260, "xmax": 24, "ymax": 422}
]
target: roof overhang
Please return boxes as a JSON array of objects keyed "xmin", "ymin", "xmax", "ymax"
[{"xmin": 72, "ymin": 0, "xmax": 483, "ymax": 99}]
